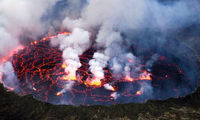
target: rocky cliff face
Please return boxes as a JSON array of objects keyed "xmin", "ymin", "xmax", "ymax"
[{"xmin": 0, "ymin": 83, "xmax": 200, "ymax": 120}]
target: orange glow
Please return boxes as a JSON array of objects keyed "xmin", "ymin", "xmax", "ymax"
[
  {"xmin": 56, "ymin": 92, "xmax": 61, "ymax": 96},
  {"xmin": 41, "ymin": 32, "xmax": 71, "ymax": 41},
  {"xmin": 125, "ymin": 75, "xmax": 135, "ymax": 82},
  {"xmin": 139, "ymin": 71, "xmax": 151, "ymax": 80},
  {"xmin": 62, "ymin": 75, "xmax": 77, "ymax": 81},
  {"xmin": 8, "ymin": 46, "xmax": 24, "ymax": 58},
  {"xmin": 110, "ymin": 92, "xmax": 117, "ymax": 99},
  {"xmin": 1, "ymin": 45, "xmax": 24, "ymax": 63},
  {"xmin": 0, "ymin": 72, "xmax": 2, "ymax": 81},
  {"xmin": 136, "ymin": 90, "xmax": 142, "ymax": 96},
  {"xmin": 62, "ymin": 63, "xmax": 67, "ymax": 69},
  {"xmin": 85, "ymin": 78, "xmax": 102, "ymax": 87},
  {"xmin": 125, "ymin": 71, "xmax": 151, "ymax": 82},
  {"xmin": 60, "ymin": 32, "xmax": 71, "ymax": 35},
  {"xmin": 1, "ymin": 32, "xmax": 70, "ymax": 64},
  {"xmin": 111, "ymin": 87, "xmax": 116, "ymax": 91},
  {"xmin": 33, "ymin": 87, "xmax": 37, "ymax": 91},
  {"xmin": 7, "ymin": 87, "xmax": 14, "ymax": 91},
  {"xmin": 1, "ymin": 57, "xmax": 7, "ymax": 63},
  {"xmin": 0, "ymin": 32, "xmax": 71, "ymax": 64},
  {"xmin": 104, "ymin": 84, "xmax": 116, "ymax": 91},
  {"xmin": 111, "ymin": 93, "xmax": 115, "ymax": 98},
  {"xmin": 34, "ymin": 41, "xmax": 38, "ymax": 44}
]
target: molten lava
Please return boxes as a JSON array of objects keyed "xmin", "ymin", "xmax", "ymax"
[{"xmin": 0, "ymin": 32, "xmax": 196, "ymax": 105}]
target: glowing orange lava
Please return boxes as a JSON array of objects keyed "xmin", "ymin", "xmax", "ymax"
[
  {"xmin": 136, "ymin": 90, "xmax": 142, "ymax": 96},
  {"xmin": 85, "ymin": 77, "xmax": 102, "ymax": 87},
  {"xmin": 125, "ymin": 75, "xmax": 135, "ymax": 82},
  {"xmin": 62, "ymin": 63, "xmax": 67, "ymax": 69},
  {"xmin": 138, "ymin": 71, "xmax": 151, "ymax": 80},
  {"xmin": 0, "ymin": 72, "xmax": 2, "ymax": 82},
  {"xmin": 0, "ymin": 45, "xmax": 25, "ymax": 64},
  {"xmin": 56, "ymin": 92, "xmax": 61, "ymax": 96},
  {"xmin": 62, "ymin": 75, "xmax": 77, "ymax": 81},
  {"xmin": 1, "ymin": 31, "xmax": 185, "ymax": 106}
]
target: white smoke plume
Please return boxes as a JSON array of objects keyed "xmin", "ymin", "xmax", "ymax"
[
  {"xmin": 124, "ymin": 53, "xmax": 141, "ymax": 77},
  {"xmin": 61, "ymin": 0, "xmax": 200, "ymax": 80},
  {"xmin": 89, "ymin": 52, "xmax": 109, "ymax": 80},
  {"xmin": 0, "ymin": 0, "xmax": 59, "ymax": 90},
  {"xmin": 146, "ymin": 54, "xmax": 160, "ymax": 72},
  {"xmin": 104, "ymin": 83, "xmax": 115, "ymax": 91},
  {"xmin": 0, "ymin": 0, "xmax": 58, "ymax": 56},
  {"xmin": 0, "ymin": 62, "xmax": 19, "ymax": 91},
  {"xmin": 138, "ymin": 82, "xmax": 153, "ymax": 99},
  {"xmin": 111, "ymin": 92, "xmax": 120, "ymax": 100},
  {"xmin": 0, "ymin": 0, "xmax": 199, "ymax": 102},
  {"xmin": 52, "ymin": 28, "xmax": 90, "ymax": 80},
  {"xmin": 57, "ymin": 81, "xmax": 75, "ymax": 96}
]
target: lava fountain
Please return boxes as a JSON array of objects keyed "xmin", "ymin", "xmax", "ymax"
[{"xmin": 0, "ymin": 32, "xmax": 199, "ymax": 106}]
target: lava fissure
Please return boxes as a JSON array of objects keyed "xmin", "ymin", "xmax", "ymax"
[{"xmin": 0, "ymin": 33, "xmax": 198, "ymax": 105}]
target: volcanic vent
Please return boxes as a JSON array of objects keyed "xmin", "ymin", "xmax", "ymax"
[{"xmin": 0, "ymin": 31, "xmax": 199, "ymax": 106}]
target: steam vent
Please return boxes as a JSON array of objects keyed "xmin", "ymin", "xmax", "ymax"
[{"xmin": 0, "ymin": 0, "xmax": 200, "ymax": 119}]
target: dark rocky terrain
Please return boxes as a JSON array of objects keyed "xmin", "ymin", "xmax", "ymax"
[{"xmin": 0, "ymin": 83, "xmax": 200, "ymax": 120}]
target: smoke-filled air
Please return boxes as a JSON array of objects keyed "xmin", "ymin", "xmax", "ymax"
[{"xmin": 0, "ymin": 0, "xmax": 200, "ymax": 105}]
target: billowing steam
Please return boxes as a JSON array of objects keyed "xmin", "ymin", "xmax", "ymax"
[
  {"xmin": 0, "ymin": 0, "xmax": 59, "ymax": 56},
  {"xmin": 61, "ymin": 0, "xmax": 200, "ymax": 85},
  {"xmin": 52, "ymin": 28, "xmax": 90, "ymax": 80},
  {"xmin": 0, "ymin": 0, "xmax": 200, "ymax": 105},
  {"xmin": 89, "ymin": 52, "xmax": 109, "ymax": 80},
  {"xmin": 0, "ymin": 62, "xmax": 19, "ymax": 91},
  {"xmin": 0, "ymin": 0, "xmax": 59, "ymax": 94}
]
